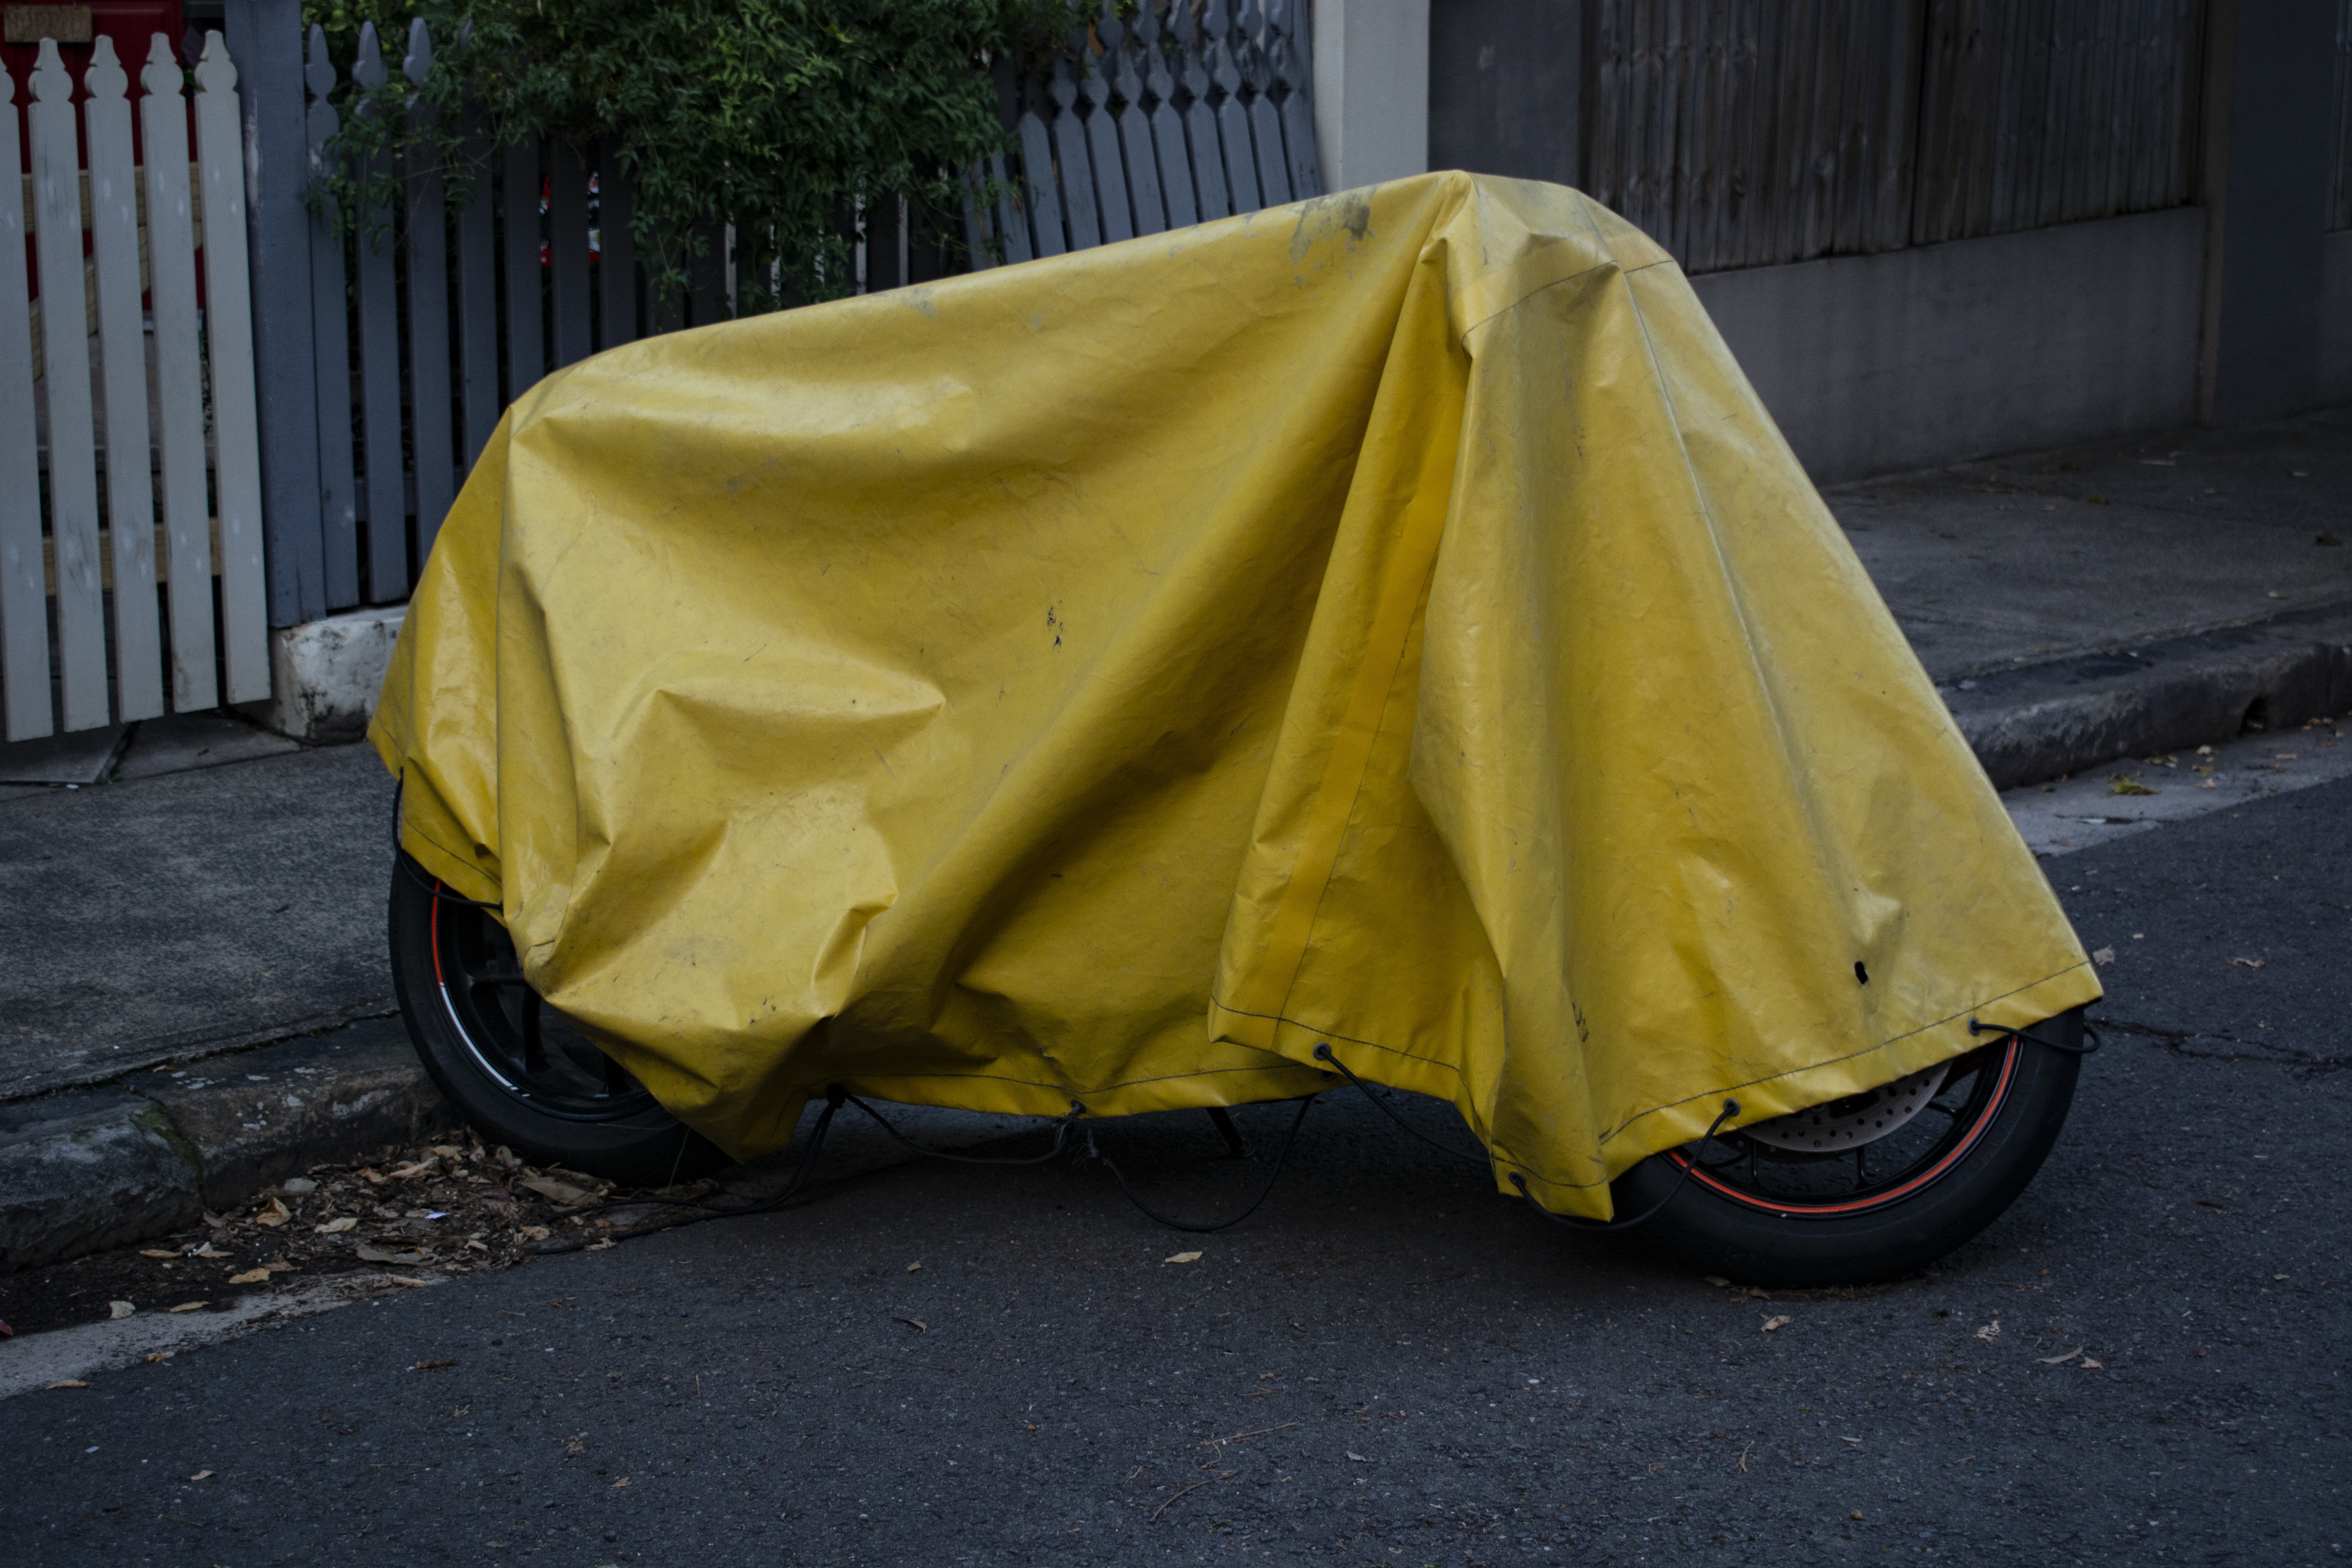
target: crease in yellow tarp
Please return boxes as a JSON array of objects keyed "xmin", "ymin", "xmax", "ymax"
[{"xmin": 372, "ymin": 171, "xmax": 2099, "ymax": 1218}]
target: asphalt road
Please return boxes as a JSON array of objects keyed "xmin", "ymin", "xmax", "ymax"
[{"xmin": 5, "ymin": 779, "xmax": 2347, "ymax": 1566}]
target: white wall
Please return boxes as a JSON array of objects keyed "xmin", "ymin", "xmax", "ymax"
[
  {"xmin": 1691, "ymin": 208, "xmax": 2208, "ymax": 483},
  {"xmin": 1310, "ymin": 0, "xmax": 1430, "ymax": 192}
]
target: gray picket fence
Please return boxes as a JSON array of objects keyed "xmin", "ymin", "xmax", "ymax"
[
  {"xmin": 0, "ymin": 0, "xmax": 1323, "ymax": 737},
  {"xmin": 242, "ymin": 0, "xmax": 1318, "ymax": 642},
  {"xmin": 964, "ymin": 0, "xmax": 1319, "ymax": 268},
  {"xmin": 0, "ymin": 32, "xmax": 268, "ymax": 743}
]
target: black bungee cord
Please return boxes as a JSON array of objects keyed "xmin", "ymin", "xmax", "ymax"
[
  {"xmin": 1310, "ymin": 1043, "xmax": 1492, "ymax": 1166},
  {"xmin": 1313, "ymin": 1042, "xmax": 1738, "ymax": 1233},
  {"xmin": 1969, "ymin": 1016, "xmax": 2100, "ymax": 1054},
  {"xmin": 569, "ymin": 1090, "xmax": 1091, "ymax": 1238},
  {"xmin": 838, "ymin": 1093, "xmax": 1090, "ymax": 1168},
  {"xmin": 1079, "ymin": 1096, "xmax": 1318, "ymax": 1234}
]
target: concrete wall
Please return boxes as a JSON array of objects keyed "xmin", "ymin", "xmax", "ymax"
[
  {"xmin": 2323, "ymin": 230, "xmax": 2352, "ymax": 407},
  {"xmin": 1426, "ymin": 0, "xmax": 1579, "ymax": 186},
  {"xmin": 1310, "ymin": 0, "xmax": 1430, "ymax": 191},
  {"xmin": 1691, "ymin": 207, "xmax": 2207, "ymax": 484},
  {"xmin": 2197, "ymin": 0, "xmax": 2339, "ymax": 425}
]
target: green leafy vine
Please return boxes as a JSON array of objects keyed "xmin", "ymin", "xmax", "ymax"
[{"xmin": 305, "ymin": 0, "xmax": 1078, "ymax": 314}]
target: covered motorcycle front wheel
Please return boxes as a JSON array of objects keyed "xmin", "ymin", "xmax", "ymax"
[
  {"xmin": 1614, "ymin": 1011, "xmax": 2086, "ymax": 1288},
  {"xmin": 388, "ymin": 853, "xmax": 733, "ymax": 1188}
]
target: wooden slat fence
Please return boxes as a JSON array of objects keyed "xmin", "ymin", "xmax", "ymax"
[
  {"xmin": 1584, "ymin": 0, "xmax": 1922, "ymax": 274},
  {"xmin": 1910, "ymin": 0, "xmax": 2205, "ymax": 248},
  {"xmin": 0, "ymin": 31, "xmax": 267, "ymax": 742},
  {"xmin": 1581, "ymin": 0, "xmax": 2205, "ymax": 275}
]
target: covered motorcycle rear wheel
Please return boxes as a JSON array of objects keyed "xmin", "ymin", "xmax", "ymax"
[
  {"xmin": 1614, "ymin": 1010, "xmax": 2085, "ymax": 1288},
  {"xmin": 388, "ymin": 852, "xmax": 731, "ymax": 1187}
]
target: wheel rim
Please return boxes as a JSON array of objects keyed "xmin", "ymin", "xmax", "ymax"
[
  {"xmin": 428, "ymin": 886, "xmax": 660, "ymax": 1122},
  {"xmin": 1662, "ymin": 1038, "xmax": 2024, "ymax": 1218}
]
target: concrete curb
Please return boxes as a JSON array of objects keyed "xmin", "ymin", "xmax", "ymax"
[
  {"xmin": 1944, "ymin": 603, "xmax": 2352, "ymax": 788},
  {"xmin": 0, "ymin": 1018, "xmax": 457, "ymax": 1271}
]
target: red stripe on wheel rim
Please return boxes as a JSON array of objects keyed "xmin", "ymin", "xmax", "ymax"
[{"xmin": 1664, "ymin": 1040, "xmax": 2023, "ymax": 1218}]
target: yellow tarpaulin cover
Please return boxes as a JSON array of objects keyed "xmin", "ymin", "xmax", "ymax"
[{"xmin": 371, "ymin": 172, "xmax": 2099, "ymax": 1218}]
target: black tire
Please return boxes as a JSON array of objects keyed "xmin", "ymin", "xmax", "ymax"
[
  {"xmin": 1613, "ymin": 1009, "xmax": 2085, "ymax": 1287},
  {"xmin": 388, "ymin": 852, "xmax": 732, "ymax": 1188}
]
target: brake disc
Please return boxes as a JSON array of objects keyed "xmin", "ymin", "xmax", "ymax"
[{"xmin": 1740, "ymin": 1061, "xmax": 1951, "ymax": 1153}]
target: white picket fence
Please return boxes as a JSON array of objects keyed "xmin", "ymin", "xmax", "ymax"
[
  {"xmin": 0, "ymin": 8, "xmax": 1316, "ymax": 743},
  {"xmin": 0, "ymin": 31, "xmax": 267, "ymax": 742}
]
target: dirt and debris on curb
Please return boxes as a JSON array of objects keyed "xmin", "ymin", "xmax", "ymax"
[{"xmin": 0, "ymin": 1137, "xmax": 720, "ymax": 1338}]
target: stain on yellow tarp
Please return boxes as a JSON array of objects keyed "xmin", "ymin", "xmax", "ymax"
[{"xmin": 372, "ymin": 172, "xmax": 2098, "ymax": 1217}]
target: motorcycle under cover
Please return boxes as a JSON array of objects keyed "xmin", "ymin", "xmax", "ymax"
[{"xmin": 372, "ymin": 171, "xmax": 2100, "ymax": 1218}]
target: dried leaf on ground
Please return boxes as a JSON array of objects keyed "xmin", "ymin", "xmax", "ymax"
[
  {"xmin": 138, "ymin": 1249, "xmax": 180, "ymax": 1259},
  {"xmin": 314, "ymin": 1216, "xmax": 358, "ymax": 1235},
  {"xmin": 167, "ymin": 1301, "xmax": 207, "ymax": 1314},
  {"xmin": 2092, "ymin": 947, "xmax": 2116, "ymax": 966},
  {"xmin": 190, "ymin": 1243, "xmax": 229, "ymax": 1259},
  {"xmin": 107, "ymin": 1300, "xmax": 136, "ymax": 1319},
  {"xmin": 1759, "ymin": 1315, "xmax": 1791, "ymax": 1333},
  {"xmin": 47, "ymin": 1379, "xmax": 89, "ymax": 1390},
  {"xmin": 2037, "ymin": 1346, "xmax": 2083, "ymax": 1365},
  {"xmin": 1163, "ymin": 1251, "xmax": 1203, "ymax": 1265},
  {"xmin": 1975, "ymin": 1320, "xmax": 2001, "ymax": 1342},
  {"xmin": 905, "ymin": 1262, "xmax": 922, "ymax": 1273},
  {"xmin": 2081, "ymin": 1357, "xmax": 2104, "ymax": 1369},
  {"xmin": 2107, "ymin": 777, "xmax": 2156, "ymax": 796},
  {"xmin": 227, "ymin": 1268, "xmax": 272, "ymax": 1285},
  {"xmin": 515, "ymin": 1225, "xmax": 552, "ymax": 1243},
  {"xmin": 892, "ymin": 1311, "xmax": 928, "ymax": 1333},
  {"xmin": 2230, "ymin": 956, "xmax": 2267, "ymax": 969},
  {"xmin": 356, "ymin": 1245, "xmax": 428, "ymax": 1265},
  {"xmin": 187, "ymin": 1470, "xmax": 214, "ymax": 1482},
  {"xmin": 358, "ymin": 1168, "xmax": 388, "ymax": 1186},
  {"xmin": 253, "ymin": 1198, "xmax": 292, "ymax": 1228},
  {"xmin": 517, "ymin": 1175, "xmax": 595, "ymax": 1205}
]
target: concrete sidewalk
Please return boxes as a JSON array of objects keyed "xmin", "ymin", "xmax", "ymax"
[
  {"xmin": 1, "ymin": 405, "xmax": 2346, "ymax": 1272},
  {"xmin": 1832, "ymin": 403, "xmax": 2351, "ymax": 784}
]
